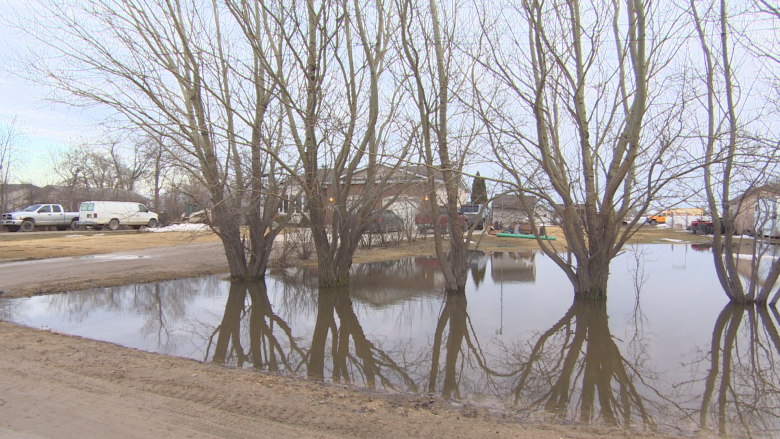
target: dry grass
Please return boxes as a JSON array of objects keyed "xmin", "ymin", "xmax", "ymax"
[
  {"xmin": 0, "ymin": 224, "xmax": 711, "ymax": 263},
  {"xmin": 0, "ymin": 229, "xmax": 220, "ymax": 261}
]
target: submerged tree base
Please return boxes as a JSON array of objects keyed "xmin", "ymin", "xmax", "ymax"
[
  {"xmin": 574, "ymin": 290, "xmax": 609, "ymax": 300},
  {"xmin": 319, "ymin": 276, "xmax": 350, "ymax": 289},
  {"xmin": 227, "ymin": 274, "xmax": 266, "ymax": 283}
]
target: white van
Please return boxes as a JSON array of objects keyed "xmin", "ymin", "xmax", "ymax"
[{"xmin": 78, "ymin": 201, "xmax": 159, "ymax": 230}]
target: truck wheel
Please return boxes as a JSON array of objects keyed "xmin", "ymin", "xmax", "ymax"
[
  {"xmin": 108, "ymin": 219, "xmax": 120, "ymax": 231},
  {"xmin": 147, "ymin": 219, "xmax": 159, "ymax": 228},
  {"xmin": 70, "ymin": 219, "xmax": 81, "ymax": 231},
  {"xmin": 649, "ymin": 219, "xmax": 657, "ymax": 225},
  {"xmin": 20, "ymin": 220, "xmax": 35, "ymax": 232}
]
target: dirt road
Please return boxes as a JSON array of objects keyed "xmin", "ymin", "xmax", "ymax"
[
  {"xmin": 0, "ymin": 321, "xmax": 674, "ymax": 439},
  {"xmin": 0, "ymin": 240, "xmax": 229, "ymax": 298}
]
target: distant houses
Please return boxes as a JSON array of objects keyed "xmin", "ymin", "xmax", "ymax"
[
  {"xmin": 491, "ymin": 194, "xmax": 554, "ymax": 227},
  {"xmin": 729, "ymin": 185, "xmax": 780, "ymax": 236},
  {"xmin": 279, "ymin": 164, "xmax": 471, "ymax": 225}
]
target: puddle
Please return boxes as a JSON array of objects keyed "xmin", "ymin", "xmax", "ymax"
[
  {"xmin": 1, "ymin": 244, "xmax": 779, "ymax": 437},
  {"xmin": 79, "ymin": 254, "xmax": 148, "ymax": 260}
]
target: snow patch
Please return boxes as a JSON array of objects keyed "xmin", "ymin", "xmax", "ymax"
[{"xmin": 145, "ymin": 223, "xmax": 211, "ymax": 233}]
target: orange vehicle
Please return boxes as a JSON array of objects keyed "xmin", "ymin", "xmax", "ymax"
[
  {"xmin": 646, "ymin": 211, "xmax": 670, "ymax": 225},
  {"xmin": 646, "ymin": 208, "xmax": 705, "ymax": 225}
]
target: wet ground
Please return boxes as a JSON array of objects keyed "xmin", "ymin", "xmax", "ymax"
[{"xmin": 2, "ymin": 243, "xmax": 779, "ymax": 437}]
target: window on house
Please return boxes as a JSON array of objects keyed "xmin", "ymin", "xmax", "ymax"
[{"xmin": 279, "ymin": 195, "xmax": 307, "ymax": 214}]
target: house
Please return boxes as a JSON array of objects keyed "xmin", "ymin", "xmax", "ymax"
[
  {"xmin": 491, "ymin": 194, "xmax": 546, "ymax": 227},
  {"xmin": 728, "ymin": 185, "xmax": 780, "ymax": 236},
  {"xmin": 279, "ymin": 164, "xmax": 471, "ymax": 227}
]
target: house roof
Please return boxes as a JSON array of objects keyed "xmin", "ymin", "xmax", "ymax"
[
  {"xmin": 491, "ymin": 194, "xmax": 538, "ymax": 210},
  {"xmin": 0, "ymin": 183, "xmax": 40, "ymax": 190},
  {"xmin": 728, "ymin": 184, "xmax": 780, "ymax": 205},
  {"xmin": 287, "ymin": 164, "xmax": 470, "ymax": 192}
]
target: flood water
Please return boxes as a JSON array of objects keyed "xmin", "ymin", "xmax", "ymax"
[{"xmin": 2, "ymin": 243, "xmax": 780, "ymax": 437}]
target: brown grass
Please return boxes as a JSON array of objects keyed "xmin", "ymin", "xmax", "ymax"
[
  {"xmin": 0, "ymin": 224, "xmax": 711, "ymax": 264},
  {"xmin": 0, "ymin": 230, "xmax": 220, "ymax": 261}
]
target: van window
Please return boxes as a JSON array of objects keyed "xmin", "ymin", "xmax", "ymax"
[
  {"xmin": 39, "ymin": 205, "xmax": 51, "ymax": 213},
  {"xmin": 52, "ymin": 205, "xmax": 62, "ymax": 213},
  {"xmin": 138, "ymin": 204, "xmax": 149, "ymax": 213},
  {"xmin": 80, "ymin": 203, "xmax": 95, "ymax": 211}
]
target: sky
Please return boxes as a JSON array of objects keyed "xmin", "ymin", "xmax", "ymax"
[
  {"xmin": 0, "ymin": 0, "xmax": 106, "ymax": 186},
  {"xmin": 1, "ymin": 0, "xmax": 777, "ymax": 206},
  {"xmin": 0, "ymin": 78, "xmax": 106, "ymax": 184}
]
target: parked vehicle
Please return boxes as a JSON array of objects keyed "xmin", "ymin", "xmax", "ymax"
[
  {"xmin": 646, "ymin": 211, "xmax": 669, "ymax": 225},
  {"xmin": 78, "ymin": 201, "xmax": 159, "ymax": 230},
  {"xmin": 1, "ymin": 204, "xmax": 80, "ymax": 232},
  {"xmin": 414, "ymin": 210, "xmax": 468, "ymax": 233},
  {"xmin": 688, "ymin": 218, "xmax": 726, "ymax": 235},
  {"xmin": 367, "ymin": 210, "xmax": 404, "ymax": 233},
  {"xmin": 458, "ymin": 203, "xmax": 489, "ymax": 230},
  {"xmin": 647, "ymin": 208, "xmax": 706, "ymax": 225}
]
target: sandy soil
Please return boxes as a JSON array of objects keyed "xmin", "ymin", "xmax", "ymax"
[
  {"xmin": 0, "ymin": 321, "xmax": 689, "ymax": 439},
  {"xmin": 0, "ymin": 226, "xmax": 712, "ymax": 438}
]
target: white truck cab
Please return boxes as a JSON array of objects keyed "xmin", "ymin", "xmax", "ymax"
[
  {"xmin": 1, "ymin": 204, "xmax": 80, "ymax": 232},
  {"xmin": 78, "ymin": 201, "xmax": 159, "ymax": 230}
]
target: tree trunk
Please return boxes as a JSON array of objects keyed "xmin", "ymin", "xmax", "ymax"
[
  {"xmin": 574, "ymin": 256, "xmax": 611, "ymax": 300},
  {"xmin": 212, "ymin": 202, "xmax": 249, "ymax": 281}
]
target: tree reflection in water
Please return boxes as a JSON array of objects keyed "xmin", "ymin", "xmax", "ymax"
[
  {"xmin": 207, "ymin": 281, "xmax": 305, "ymax": 374},
  {"xmin": 427, "ymin": 290, "xmax": 488, "ymax": 400},
  {"xmin": 680, "ymin": 304, "xmax": 780, "ymax": 438},
  {"xmin": 307, "ymin": 286, "xmax": 416, "ymax": 391},
  {"xmin": 502, "ymin": 299, "xmax": 658, "ymax": 431},
  {"xmin": 45, "ymin": 277, "xmax": 213, "ymax": 351}
]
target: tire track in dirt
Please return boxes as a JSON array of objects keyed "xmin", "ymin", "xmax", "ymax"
[
  {"xmin": 0, "ymin": 319, "xmax": 668, "ymax": 439},
  {"xmin": 0, "ymin": 352, "xmax": 341, "ymax": 439}
]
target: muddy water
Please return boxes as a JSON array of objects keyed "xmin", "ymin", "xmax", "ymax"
[{"xmin": 2, "ymin": 244, "xmax": 780, "ymax": 437}]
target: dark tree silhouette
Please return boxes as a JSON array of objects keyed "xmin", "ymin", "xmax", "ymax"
[{"xmin": 471, "ymin": 172, "xmax": 488, "ymax": 206}]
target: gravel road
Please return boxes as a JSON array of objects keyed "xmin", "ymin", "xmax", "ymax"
[{"xmin": 0, "ymin": 241, "xmax": 229, "ymax": 298}]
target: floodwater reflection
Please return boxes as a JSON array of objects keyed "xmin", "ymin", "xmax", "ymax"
[
  {"xmin": 207, "ymin": 281, "xmax": 304, "ymax": 373},
  {"xmin": 3, "ymin": 245, "xmax": 780, "ymax": 436},
  {"xmin": 677, "ymin": 304, "xmax": 780, "ymax": 438},
  {"xmin": 505, "ymin": 299, "xmax": 660, "ymax": 430}
]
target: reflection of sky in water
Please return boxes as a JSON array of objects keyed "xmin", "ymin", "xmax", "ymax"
[{"xmin": 1, "ymin": 243, "xmax": 778, "ymax": 436}]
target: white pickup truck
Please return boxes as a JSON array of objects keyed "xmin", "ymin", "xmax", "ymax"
[{"xmin": 1, "ymin": 204, "xmax": 81, "ymax": 232}]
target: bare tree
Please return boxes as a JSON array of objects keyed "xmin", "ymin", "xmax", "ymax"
[
  {"xmin": 0, "ymin": 116, "xmax": 28, "ymax": 213},
  {"xmin": 398, "ymin": 0, "xmax": 480, "ymax": 293},
  {"xmin": 228, "ymin": 0, "xmax": 412, "ymax": 287},
  {"xmin": 474, "ymin": 0, "xmax": 689, "ymax": 299},
  {"xmin": 11, "ymin": 0, "xmax": 292, "ymax": 280},
  {"xmin": 691, "ymin": 0, "xmax": 780, "ymax": 304}
]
